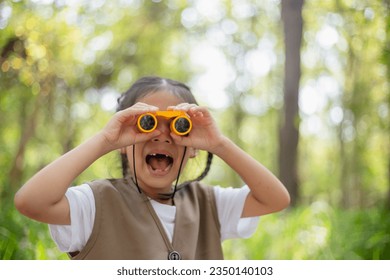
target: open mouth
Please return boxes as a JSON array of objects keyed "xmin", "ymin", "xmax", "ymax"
[{"xmin": 146, "ymin": 153, "xmax": 174, "ymax": 175}]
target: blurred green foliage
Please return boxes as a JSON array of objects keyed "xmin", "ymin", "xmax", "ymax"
[
  {"xmin": 224, "ymin": 202, "xmax": 390, "ymax": 260},
  {"xmin": 0, "ymin": 201, "xmax": 67, "ymax": 260}
]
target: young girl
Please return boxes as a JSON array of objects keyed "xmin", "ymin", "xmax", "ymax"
[{"xmin": 14, "ymin": 76, "xmax": 290, "ymax": 260}]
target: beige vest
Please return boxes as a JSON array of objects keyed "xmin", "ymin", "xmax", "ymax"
[{"xmin": 71, "ymin": 178, "xmax": 223, "ymax": 260}]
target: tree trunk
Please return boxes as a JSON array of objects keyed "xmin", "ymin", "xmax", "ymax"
[
  {"xmin": 279, "ymin": 0, "xmax": 304, "ymax": 206},
  {"xmin": 8, "ymin": 94, "xmax": 42, "ymax": 192},
  {"xmin": 385, "ymin": 0, "xmax": 390, "ymax": 210}
]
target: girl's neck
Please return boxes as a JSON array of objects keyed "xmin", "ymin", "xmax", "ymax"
[
  {"xmin": 129, "ymin": 177, "xmax": 174, "ymax": 205},
  {"xmin": 153, "ymin": 197, "xmax": 174, "ymax": 206},
  {"xmin": 142, "ymin": 187, "xmax": 175, "ymax": 205}
]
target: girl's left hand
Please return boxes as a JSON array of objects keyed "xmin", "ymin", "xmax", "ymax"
[{"xmin": 168, "ymin": 103, "xmax": 225, "ymax": 153}]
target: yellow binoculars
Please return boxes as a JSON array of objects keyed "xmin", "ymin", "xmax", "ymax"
[{"xmin": 137, "ymin": 111, "xmax": 192, "ymax": 136}]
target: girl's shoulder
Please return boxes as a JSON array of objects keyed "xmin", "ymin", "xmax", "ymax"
[
  {"xmin": 180, "ymin": 181, "xmax": 214, "ymax": 197},
  {"xmin": 86, "ymin": 178, "xmax": 138, "ymax": 194},
  {"xmin": 87, "ymin": 178, "xmax": 130, "ymax": 188}
]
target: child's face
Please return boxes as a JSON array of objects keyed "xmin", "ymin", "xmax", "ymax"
[{"xmin": 125, "ymin": 90, "xmax": 194, "ymax": 197}]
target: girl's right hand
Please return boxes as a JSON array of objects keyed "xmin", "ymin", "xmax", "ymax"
[{"xmin": 99, "ymin": 102, "xmax": 161, "ymax": 151}]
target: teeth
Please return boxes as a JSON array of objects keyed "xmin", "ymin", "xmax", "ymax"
[
  {"xmin": 149, "ymin": 153, "xmax": 169, "ymax": 157},
  {"xmin": 146, "ymin": 153, "xmax": 173, "ymax": 174}
]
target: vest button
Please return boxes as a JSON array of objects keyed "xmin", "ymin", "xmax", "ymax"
[{"xmin": 168, "ymin": 251, "xmax": 181, "ymax": 260}]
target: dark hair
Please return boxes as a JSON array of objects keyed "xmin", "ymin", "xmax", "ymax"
[{"xmin": 117, "ymin": 76, "xmax": 213, "ymax": 190}]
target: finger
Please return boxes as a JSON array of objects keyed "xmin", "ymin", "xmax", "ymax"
[
  {"xmin": 132, "ymin": 102, "xmax": 159, "ymax": 110},
  {"xmin": 189, "ymin": 105, "xmax": 210, "ymax": 115},
  {"xmin": 168, "ymin": 103, "xmax": 196, "ymax": 112},
  {"xmin": 170, "ymin": 133, "xmax": 193, "ymax": 147},
  {"xmin": 127, "ymin": 103, "xmax": 159, "ymax": 114},
  {"xmin": 116, "ymin": 104, "xmax": 159, "ymax": 123},
  {"xmin": 186, "ymin": 107, "xmax": 215, "ymax": 123}
]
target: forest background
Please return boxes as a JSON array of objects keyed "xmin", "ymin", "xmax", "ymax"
[{"xmin": 0, "ymin": 0, "xmax": 389, "ymax": 260}]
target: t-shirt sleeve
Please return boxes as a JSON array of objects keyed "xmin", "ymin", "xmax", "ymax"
[
  {"xmin": 213, "ymin": 185, "xmax": 260, "ymax": 241},
  {"xmin": 48, "ymin": 184, "xmax": 95, "ymax": 252}
]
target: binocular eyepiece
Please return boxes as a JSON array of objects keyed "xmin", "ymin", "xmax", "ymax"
[{"xmin": 137, "ymin": 111, "xmax": 192, "ymax": 136}]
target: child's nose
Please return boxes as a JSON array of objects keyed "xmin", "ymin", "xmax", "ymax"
[
  {"xmin": 157, "ymin": 118, "xmax": 170, "ymax": 132},
  {"xmin": 152, "ymin": 118, "xmax": 172, "ymax": 143}
]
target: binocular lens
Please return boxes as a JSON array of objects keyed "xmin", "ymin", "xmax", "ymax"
[
  {"xmin": 139, "ymin": 114, "xmax": 156, "ymax": 131},
  {"xmin": 173, "ymin": 117, "xmax": 191, "ymax": 134}
]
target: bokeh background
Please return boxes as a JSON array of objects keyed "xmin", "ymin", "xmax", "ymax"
[{"xmin": 0, "ymin": 0, "xmax": 389, "ymax": 259}]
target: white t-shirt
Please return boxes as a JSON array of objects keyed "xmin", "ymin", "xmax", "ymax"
[{"xmin": 49, "ymin": 184, "xmax": 259, "ymax": 253}]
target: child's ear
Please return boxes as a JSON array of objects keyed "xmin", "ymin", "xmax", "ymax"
[{"xmin": 189, "ymin": 148, "xmax": 198, "ymax": 158}]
